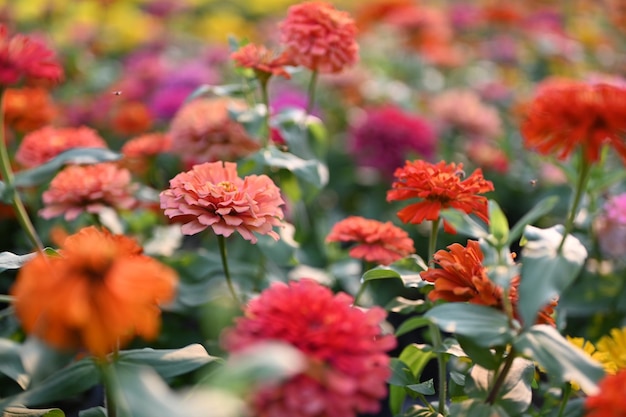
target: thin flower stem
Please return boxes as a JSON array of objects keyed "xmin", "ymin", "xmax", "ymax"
[
  {"xmin": 428, "ymin": 323, "xmax": 447, "ymax": 415},
  {"xmin": 557, "ymin": 383, "xmax": 572, "ymax": 417},
  {"xmin": 306, "ymin": 70, "xmax": 318, "ymax": 115},
  {"xmin": 353, "ymin": 282, "xmax": 367, "ymax": 306},
  {"xmin": 260, "ymin": 79, "xmax": 270, "ymax": 148},
  {"xmin": 96, "ymin": 359, "xmax": 119, "ymax": 417},
  {"xmin": 0, "ymin": 88, "xmax": 43, "ymax": 251},
  {"xmin": 416, "ymin": 392, "xmax": 438, "ymax": 415},
  {"xmin": 217, "ymin": 235, "xmax": 242, "ymax": 306},
  {"xmin": 558, "ymin": 154, "xmax": 592, "ymax": 253},
  {"xmin": 428, "ymin": 219, "xmax": 441, "ymax": 268},
  {"xmin": 486, "ymin": 347, "xmax": 516, "ymax": 404}
]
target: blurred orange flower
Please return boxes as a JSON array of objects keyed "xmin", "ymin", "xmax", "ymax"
[
  {"xmin": 585, "ymin": 369, "xmax": 626, "ymax": 417},
  {"xmin": 326, "ymin": 216, "xmax": 415, "ymax": 265},
  {"xmin": 11, "ymin": 226, "xmax": 177, "ymax": 357},
  {"xmin": 231, "ymin": 43, "xmax": 292, "ymax": 82},
  {"xmin": 280, "ymin": 1, "xmax": 358, "ymax": 74},
  {"xmin": 386, "ymin": 160, "xmax": 494, "ymax": 233},
  {"xmin": 110, "ymin": 100, "xmax": 153, "ymax": 136},
  {"xmin": 521, "ymin": 80, "xmax": 626, "ymax": 164},
  {"xmin": 3, "ymin": 87, "xmax": 56, "ymax": 133},
  {"xmin": 121, "ymin": 132, "xmax": 172, "ymax": 174},
  {"xmin": 0, "ymin": 24, "xmax": 63, "ymax": 86},
  {"xmin": 40, "ymin": 163, "xmax": 137, "ymax": 221},
  {"xmin": 169, "ymin": 97, "xmax": 260, "ymax": 167},
  {"xmin": 160, "ymin": 161, "xmax": 285, "ymax": 243},
  {"xmin": 16, "ymin": 126, "xmax": 108, "ymax": 168}
]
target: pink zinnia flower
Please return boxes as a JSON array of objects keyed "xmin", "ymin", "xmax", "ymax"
[
  {"xmin": 349, "ymin": 105, "xmax": 436, "ymax": 177},
  {"xmin": 159, "ymin": 161, "xmax": 285, "ymax": 243},
  {"xmin": 168, "ymin": 98, "xmax": 260, "ymax": 167},
  {"xmin": 279, "ymin": 1, "xmax": 359, "ymax": 74},
  {"xmin": 326, "ymin": 216, "xmax": 415, "ymax": 265},
  {"xmin": 0, "ymin": 25, "xmax": 63, "ymax": 86},
  {"xmin": 221, "ymin": 279, "xmax": 396, "ymax": 417},
  {"xmin": 40, "ymin": 163, "xmax": 137, "ymax": 221},
  {"xmin": 16, "ymin": 126, "xmax": 108, "ymax": 169}
]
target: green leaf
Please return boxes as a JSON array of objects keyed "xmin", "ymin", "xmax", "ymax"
[
  {"xmin": 362, "ymin": 267, "xmax": 401, "ymax": 282},
  {"xmin": 508, "ymin": 196, "xmax": 558, "ymax": 245},
  {"xmin": 514, "ymin": 325, "xmax": 604, "ymax": 395},
  {"xmin": 449, "ymin": 399, "xmax": 510, "ymax": 417},
  {"xmin": 518, "ymin": 225, "xmax": 587, "ymax": 328},
  {"xmin": 361, "ymin": 256, "xmax": 428, "ymax": 288},
  {"xmin": 425, "ymin": 304, "xmax": 513, "ymax": 347},
  {"xmin": 0, "ymin": 252, "xmax": 36, "ymax": 273},
  {"xmin": 407, "ymin": 379, "xmax": 435, "ymax": 396},
  {"xmin": 117, "ymin": 344, "xmax": 220, "ymax": 380},
  {"xmin": 0, "ymin": 339, "xmax": 28, "ymax": 389},
  {"xmin": 229, "ymin": 104, "xmax": 266, "ymax": 138},
  {"xmin": 389, "ymin": 344, "xmax": 435, "ymax": 416},
  {"xmin": 440, "ymin": 209, "xmax": 489, "ymax": 239},
  {"xmin": 488, "ymin": 200, "xmax": 509, "ymax": 246},
  {"xmin": 456, "ymin": 335, "xmax": 500, "ymax": 370},
  {"xmin": 395, "ymin": 316, "xmax": 431, "ymax": 337},
  {"xmin": 14, "ymin": 148, "xmax": 121, "ymax": 188},
  {"xmin": 2, "ymin": 407, "xmax": 65, "ymax": 417},
  {"xmin": 465, "ymin": 358, "xmax": 534, "ymax": 415},
  {"xmin": 78, "ymin": 408, "xmax": 106, "ymax": 417},
  {"xmin": 388, "ymin": 358, "xmax": 415, "ymax": 386},
  {"xmin": 184, "ymin": 83, "xmax": 254, "ymax": 102}
]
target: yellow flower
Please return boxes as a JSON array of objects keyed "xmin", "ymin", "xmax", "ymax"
[
  {"xmin": 566, "ymin": 336, "xmax": 606, "ymax": 391},
  {"xmin": 596, "ymin": 327, "xmax": 626, "ymax": 375}
]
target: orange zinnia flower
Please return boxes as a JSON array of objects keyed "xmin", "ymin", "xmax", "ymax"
[
  {"xmin": 0, "ymin": 24, "xmax": 63, "ymax": 86},
  {"xmin": 11, "ymin": 226, "xmax": 177, "ymax": 357},
  {"xmin": 231, "ymin": 43, "xmax": 292, "ymax": 82},
  {"xmin": 585, "ymin": 369, "xmax": 626, "ymax": 417},
  {"xmin": 110, "ymin": 100, "xmax": 153, "ymax": 136},
  {"xmin": 40, "ymin": 163, "xmax": 137, "ymax": 221},
  {"xmin": 3, "ymin": 87, "xmax": 56, "ymax": 133},
  {"xmin": 16, "ymin": 126, "xmax": 108, "ymax": 168},
  {"xmin": 521, "ymin": 79, "xmax": 626, "ymax": 164},
  {"xmin": 326, "ymin": 216, "xmax": 415, "ymax": 265},
  {"xmin": 160, "ymin": 161, "xmax": 285, "ymax": 243},
  {"xmin": 279, "ymin": 1, "xmax": 359, "ymax": 74},
  {"xmin": 386, "ymin": 160, "xmax": 494, "ymax": 233}
]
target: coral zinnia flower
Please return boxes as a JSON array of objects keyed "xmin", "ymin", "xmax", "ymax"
[
  {"xmin": 326, "ymin": 216, "xmax": 415, "ymax": 265},
  {"xmin": 3, "ymin": 87, "xmax": 56, "ymax": 133},
  {"xmin": 231, "ymin": 43, "xmax": 292, "ymax": 82},
  {"xmin": 596, "ymin": 327, "xmax": 626, "ymax": 375},
  {"xmin": 0, "ymin": 25, "xmax": 63, "ymax": 86},
  {"xmin": 585, "ymin": 369, "xmax": 626, "ymax": 417},
  {"xmin": 521, "ymin": 79, "xmax": 626, "ymax": 164},
  {"xmin": 160, "ymin": 161, "xmax": 285, "ymax": 243},
  {"xmin": 40, "ymin": 163, "xmax": 137, "ymax": 221},
  {"xmin": 16, "ymin": 126, "xmax": 108, "ymax": 169},
  {"xmin": 168, "ymin": 97, "xmax": 260, "ymax": 167},
  {"xmin": 349, "ymin": 105, "xmax": 436, "ymax": 177},
  {"xmin": 221, "ymin": 279, "xmax": 396, "ymax": 417},
  {"xmin": 11, "ymin": 226, "xmax": 177, "ymax": 357},
  {"xmin": 279, "ymin": 1, "xmax": 359, "ymax": 74},
  {"xmin": 386, "ymin": 160, "xmax": 494, "ymax": 233},
  {"xmin": 121, "ymin": 132, "xmax": 172, "ymax": 175}
]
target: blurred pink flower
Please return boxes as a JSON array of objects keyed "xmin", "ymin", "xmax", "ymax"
[
  {"xmin": 160, "ymin": 161, "xmax": 285, "ymax": 243},
  {"xmin": 16, "ymin": 126, "xmax": 108, "ymax": 169},
  {"xmin": 280, "ymin": 1, "xmax": 358, "ymax": 74},
  {"xmin": 221, "ymin": 279, "xmax": 396, "ymax": 417},
  {"xmin": 40, "ymin": 163, "xmax": 136, "ymax": 221},
  {"xmin": 605, "ymin": 193, "xmax": 626, "ymax": 225},
  {"xmin": 595, "ymin": 193, "xmax": 626, "ymax": 261},
  {"xmin": 121, "ymin": 132, "xmax": 172, "ymax": 175}
]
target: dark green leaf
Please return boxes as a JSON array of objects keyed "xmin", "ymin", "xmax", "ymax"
[
  {"xmin": 425, "ymin": 304, "xmax": 513, "ymax": 347},
  {"xmin": 0, "ymin": 339, "xmax": 28, "ymax": 389},
  {"xmin": 488, "ymin": 200, "xmax": 509, "ymax": 246},
  {"xmin": 407, "ymin": 379, "xmax": 435, "ymax": 396},
  {"xmin": 518, "ymin": 225, "xmax": 587, "ymax": 328},
  {"xmin": 514, "ymin": 325, "xmax": 604, "ymax": 395},
  {"xmin": 456, "ymin": 335, "xmax": 500, "ymax": 370},
  {"xmin": 2, "ymin": 407, "xmax": 65, "ymax": 417},
  {"xmin": 14, "ymin": 148, "xmax": 121, "ymax": 188},
  {"xmin": 389, "ymin": 345, "xmax": 435, "ymax": 415},
  {"xmin": 362, "ymin": 267, "xmax": 401, "ymax": 282},
  {"xmin": 449, "ymin": 399, "xmax": 510, "ymax": 417},
  {"xmin": 440, "ymin": 209, "xmax": 489, "ymax": 239},
  {"xmin": 508, "ymin": 196, "xmax": 558, "ymax": 245},
  {"xmin": 388, "ymin": 358, "xmax": 415, "ymax": 386},
  {"xmin": 395, "ymin": 316, "xmax": 431, "ymax": 337}
]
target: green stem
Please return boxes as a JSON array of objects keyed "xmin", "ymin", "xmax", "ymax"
[
  {"xmin": 486, "ymin": 347, "xmax": 516, "ymax": 404},
  {"xmin": 306, "ymin": 70, "xmax": 318, "ymax": 115},
  {"xmin": 428, "ymin": 218, "xmax": 441, "ymax": 268},
  {"xmin": 259, "ymin": 79, "xmax": 271, "ymax": 148},
  {"xmin": 416, "ymin": 392, "xmax": 438, "ymax": 415},
  {"xmin": 353, "ymin": 281, "xmax": 367, "ymax": 307},
  {"xmin": 557, "ymin": 383, "xmax": 571, "ymax": 417},
  {"xmin": 96, "ymin": 359, "xmax": 119, "ymax": 417},
  {"xmin": 558, "ymin": 154, "xmax": 592, "ymax": 253},
  {"xmin": 217, "ymin": 235, "xmax": 241, "ymax": 306},
  {"xmin": 0, "ymin": 88, "xmax": 43, "ymax": 251},
  {"xmin": 429, "ymin": 323, "xmax": 447, "ymax": 415}
]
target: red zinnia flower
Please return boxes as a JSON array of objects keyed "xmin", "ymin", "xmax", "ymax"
[
  {"xmin": 326, "ymin": 216, "xmax": 415, "ymax": 265},
  {"xmin": 11, "ymin": 226, "xmax": 176, "ymax": 357},
  {"xmin": 160, "ymin": 161, "xmax": 285, "ymax": 243},
  {"xmin": 521, "ymin": 79, "xmax": 626, "ymax": 164},
  {"xmin": 386, "ymin": 160, "xmax": 494, "ymax": 233},
  {"xmin": 221, "ymin": 279, "xmax": 396, "ymax": 417},
  {"xmin": 231, "ymin": 43, "xmax": 292, "ymax": 82},
  {"xmin": 280, "ymin": 1, "xmax": 359, "ymax": 74},
  {"xmin": 585, "ymin": 369, "xmax": 626, "ymax": 417},
  {"xmin": 16, "ymin": 126, "xmax": 108, "ymax": 169},
  {"xmin": 40, "ymin": 163, "xmax": 137, "ymax": 221},
  {"xmin": 0, "ymin": 24, "xmax": 63, "ymax": 86}
]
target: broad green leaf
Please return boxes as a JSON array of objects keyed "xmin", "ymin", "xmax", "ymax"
[
  {"xmin": 117, "ymin": 344, "xmax": 220, "ymax": 380},
  {"xmin": 488, "ymin": 200, "xmax": 509, "ymax": 246},
  {"xmin": 456, "ymin": 335, "xmax": 500, "ymax": 370},
  {"xmin": 361, "ymin": 256, "xmax": 428, "ymax": 289},
  {"xmin": 395, "ymin": 316, "xmax": 431, "ymax": 337},
  {"xmin": 78, "ymin": 408, "xmax": 106, "ymax": 417},
  {"xmin": 389, "ymin": 344, "xmax": 435, "ymax": 416},
  {"xmin": 362, "ymin": 267, "xmax": 401, "ymax": 282},
  {"xmin": 407, "ymin": 379, "xmax": 435, "ymax": 396},
  {"xmin": 388, "ymin": 358, "xmax": 415, "ymax": 386},
  {"xmin": 449, "ymin": 399, "xmax": 510, "ymax": 417},
  {"xmin": 440, "ymin": 209, "xmax": 489, "ymax": 239},
  {"xmin": 2, "ymin": 407, "xmax": 64, "ymax": 417},
  {"xmin": 0, "ymin": 339, "xmax": 28, "ymax": 389},
  {"xmin": 385, "ymin": 297, "xmax": 427, "ymax": 314},
  {"xmin": 508, "ymin": 196, "xmax": 559, "ymax": 245},
  {"xmin": 229, "ymin": 104, "xmax": 266, "ymax": 138},
  {"xmin": 255, "ymin": 225, "xmax": 298, "ymax": 267},
  {"xmin": 14, "ymin": 148, "xmax": 121, "ymax": 188},
  {"xmin": 514, "ymin": 325, "xmax": 604, "ymax": 395},
  {"xmin": 518, "ymin": 225, "xmax": 587, "ymax": 328},
  {"xmin": 184, "ymin": 83, "xmax": 254, "ymax": 102},
  {"xmin": 425, "ymin": 304, "xmax": 513, "ymax": 347},
  {"xmin": 465, "ymin": 358, "xmax": 534, "ymax": 415}
]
